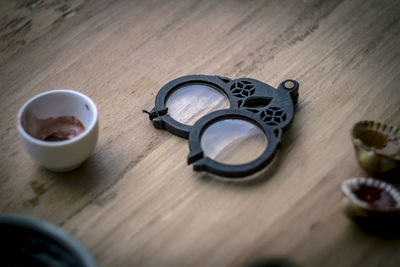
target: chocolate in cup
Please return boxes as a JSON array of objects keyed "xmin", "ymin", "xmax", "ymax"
[
  {"xmin": 17, "ymin": 90, "xmax": 98, "ymax": 172},
  {"xmin": 341, "ymin": 177, "xmax": 400, "ymax": 236},
  {"xmin": 23, "ymin": 113, "xmax": 86, "ymax": 142}
]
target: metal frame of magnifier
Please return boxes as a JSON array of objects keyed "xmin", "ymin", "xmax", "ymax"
[{"xmin": 145, "ymin": 74, "xmax": 299, "ymax": 178}]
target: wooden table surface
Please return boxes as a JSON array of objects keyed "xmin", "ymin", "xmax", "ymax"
[{"xmin": 1, "ymin": 0, "xmax": 400, "ymax": 266}]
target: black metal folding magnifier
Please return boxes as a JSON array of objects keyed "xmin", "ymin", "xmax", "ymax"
[
  {"xmin": 145, "ymin": 74, "xmax": 299, "ymax": 178},
  {"xmin": 145, "ymin": 74, "xmax": 288, "ymax": 138},
  {"xmin": 187, "ymin": 109, "xmax": 280, "ymax": 177}
]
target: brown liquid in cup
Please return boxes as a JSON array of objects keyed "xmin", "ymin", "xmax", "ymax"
[
  {"xmin": 24, "ymin": 112, "xmax": 85, "ymax": 142},
  {"xmin": 353, "ymin": 184, "xmax": 397, "ymax": 209}
]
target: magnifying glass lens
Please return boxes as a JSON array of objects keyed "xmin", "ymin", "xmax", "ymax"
[
  {"xmin": 200, "ymin": 119, "xmax": 267, "ymax": 165},
  {"xmin": 166, "ymin": 84, "xmax": 229, "ymax": 126}
]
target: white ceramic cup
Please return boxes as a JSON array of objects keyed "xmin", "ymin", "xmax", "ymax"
[{"xmin": 17, "ymin": 90, "xmax": 99, "ymax": 172}]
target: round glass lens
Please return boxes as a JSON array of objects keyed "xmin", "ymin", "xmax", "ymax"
[
  {"xmin": 166, "ymin": 84, "xmax": 229, "ymax": 126},
  {"xmin": 200, "ymin": 119, "xmax": 267, "ymax": 165}
]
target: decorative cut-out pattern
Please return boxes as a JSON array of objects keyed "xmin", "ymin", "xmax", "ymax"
[
  {"xmin": 218, "ymin": 76, "xmax": 231, "ymax": 83},
  {"xmin": 242, "ymin": 97, "xmax": 272, "ymax": 108},
  {"xmin": 260, "ymin": 107, "xmax": 287, "ymax": 126},
  {"xmin": 230, "ymin": 80, "xmax": 255, "ymax": 98}
]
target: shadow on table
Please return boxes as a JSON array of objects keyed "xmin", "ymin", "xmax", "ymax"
[
  {"xmin": 244, "ymin": 257, "xmax": 300, "ymax": 267},
  {"xmin": 350, "ymin": 218, "xmax": 400, "ymax": 239},
  {"xmin": 29, "ymin": 142, "xmax": 125, "ymax": 200}
]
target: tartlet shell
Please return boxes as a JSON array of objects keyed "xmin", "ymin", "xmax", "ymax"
[
  {"xmin": 341, "ymin": 177, "xmax": 400, "ymax": 220},
  {"xmin": 351, "ymin": 120, "xmax": 400, "ymax": 174}
]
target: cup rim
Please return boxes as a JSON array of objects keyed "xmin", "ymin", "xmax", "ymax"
[{"xmin": 17, "ymin": 89, "xmax": 98, "ymax": 147}]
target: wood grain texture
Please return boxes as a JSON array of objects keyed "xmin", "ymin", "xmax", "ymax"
[{"xmin": 1, "ymin": 0, "xmax": 400, "ymax": 266}]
